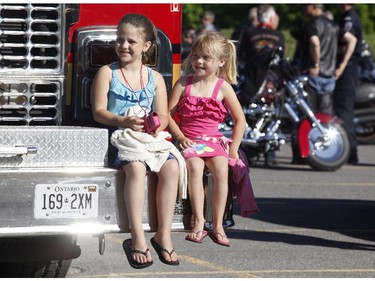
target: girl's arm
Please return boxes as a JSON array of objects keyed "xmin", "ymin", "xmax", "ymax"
[
  {"xmin": 91, "ymin": 65, "xmax": 120, "ymax": 126},
  {"xmin": 221, "ymin": 82, "xmax": 246, "ymax": 159},
  {"xmin": 152, "ymin": 70, "xmax": 169, "ymax": 133},
  {"xmin": 167, "ymin": 78, "xmax": 194, "ymax": 149},
  {"xmin": 91, "ymin": 65, "xmax": 143, "ymax": 130}
]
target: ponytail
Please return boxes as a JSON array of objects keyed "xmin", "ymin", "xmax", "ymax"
[{"xmin": 220, "ymin": 39, "xmax": 238, "ymax": 85}]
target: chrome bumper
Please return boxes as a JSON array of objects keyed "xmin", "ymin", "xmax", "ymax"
[{"xmin": 0, "ymin": 167, "xmax": 186, "ymax": 237}]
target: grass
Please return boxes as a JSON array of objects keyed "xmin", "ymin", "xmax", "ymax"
[{"xmin": 363, "ymin": 34, "xmax": 375, "ymax": 57}]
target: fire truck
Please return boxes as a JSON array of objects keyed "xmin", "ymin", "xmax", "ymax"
[{"xmin": 0, "ymin": 3, "xmax": 184, "ymax": 277}]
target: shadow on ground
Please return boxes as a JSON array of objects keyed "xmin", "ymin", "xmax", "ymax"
[{"xmin": 230, "ymin": 198, "xmax": 375, "ymax": 251}]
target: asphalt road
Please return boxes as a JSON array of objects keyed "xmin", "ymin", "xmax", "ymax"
[{"xmin": 67, "ymin": 142, "xmax": 375, "ymax": 278}]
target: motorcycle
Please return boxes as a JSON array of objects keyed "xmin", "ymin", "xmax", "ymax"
[
  {"xmin": 354, "ymin": 40, "xmax": 375, "ymax": 144},
  {"xmin": 221, "ymin": 46, "xmax": 350, "ymax": 171}
]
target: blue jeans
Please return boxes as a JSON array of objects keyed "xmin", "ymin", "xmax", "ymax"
[
  {"xmin": 308, "ymin": 75, "xmax": 336, "ymax": 95},
  {"xmin": 305, "ymin": 75, "xmax": 336, "ymax": 114}
]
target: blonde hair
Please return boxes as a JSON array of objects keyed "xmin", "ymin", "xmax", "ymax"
[{"xmin": 182, "ymin": 31, "xmax": 238, "ymax": 84}]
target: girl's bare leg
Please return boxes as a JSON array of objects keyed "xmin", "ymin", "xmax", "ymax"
[
  {"xmin": 147, "ymin": 173, "xmax": 158, "ymax": 232},
  {"xmin": 153, "ymin": 159, "xmax": 179, "ymax": 262},
  {"xmin": 123, "ymin": 162, "xmax": 152, "ymax": 264},
  {"xmin": 205, "ymin": 156, "xmax": 229, "ymax": 244},
  {"xmin": 185, "ymin": 157, "xmax": 206, "ymax": 240}
]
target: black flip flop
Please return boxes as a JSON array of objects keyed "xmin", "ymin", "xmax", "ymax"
[
  {"xmin": 150, "ymin": 237, "xmax": 179, "ymax": 266},
  {"xmin": 123, "ymin": 239, "xmax": 153, "ymax": 269}
]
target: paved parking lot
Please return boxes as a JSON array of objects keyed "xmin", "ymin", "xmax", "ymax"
[{"xmin": 67, "ymin": 142, "xmax": 375, "ymax": 278}]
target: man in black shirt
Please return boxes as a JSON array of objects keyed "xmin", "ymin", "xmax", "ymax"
[
  {"xmin": 239, "ymin": 4, "xmax": 285, "ymax": 103},
  {"xmin": 231, "ymin": 7, "xmax": 259, "ymax": 43},
  {"xmin": 239, "ymin": 4, "xmax": 285, "ymax": 167},
  {"xmin": 232, "ymin": 7, "xmax": 259, "ymax": 70},
  {"xmin": 297, "ymin": 4, "xmax": 339, "ymax": 114},
  {"xmin": 333, "ymin": 4, "xmax": 363, "ymax": 164}
]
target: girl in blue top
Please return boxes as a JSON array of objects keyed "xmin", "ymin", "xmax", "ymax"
[{"xmin": 92, "ymin": 13, "xmax": 179, "ymax": 268}]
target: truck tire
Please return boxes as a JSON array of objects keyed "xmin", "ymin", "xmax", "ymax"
[
  {"xmin": 0, "ymin": 259, "xmax": 73, "ymax": 277},
  {"xmin": 0, "ymin": 236, "xmax": 81, "ymax": 277}
]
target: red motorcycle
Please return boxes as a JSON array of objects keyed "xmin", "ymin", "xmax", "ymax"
[{"xmin": 221, "ymin": 47, "xmax": 350, "ymax": 171}]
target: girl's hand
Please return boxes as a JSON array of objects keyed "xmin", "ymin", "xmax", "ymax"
[
  {"xmin": 149, "ymin": 131, "xmax": 159, "ymax": 138},
  {"xmin": 228, "ymin": 146, "xmax": 239, "ymax": 160},
  {"xmin": 124, "ymin": 116, "xmax": 145, "ymax": 131},
  {"xmin": 178, "ymin": 136, "xmax": 194, "ymax": 149}
]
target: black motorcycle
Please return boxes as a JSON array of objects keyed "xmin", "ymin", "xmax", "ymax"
[
  {"xmin": 221, "ymin": 47, "xmax": 350, "ymax": 171},
  {"xmin": 354, "ymin": 40, "xmax": 375, "ymax": 144}
]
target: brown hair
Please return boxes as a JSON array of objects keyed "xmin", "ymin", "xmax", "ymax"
[{"xmin": 117, "ymin": 13, "xmax": 157, "ymax": 65}]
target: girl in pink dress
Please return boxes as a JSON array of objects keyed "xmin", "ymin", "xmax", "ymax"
[{"xmin": 168, "ymin": 31, "xmax": 246, "ymax": 247}]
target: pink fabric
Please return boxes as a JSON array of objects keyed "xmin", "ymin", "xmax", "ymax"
[
  {"xmin": 178, "ymin": 75, "xmax": 229, "ymax": 159},
  {"xmin": 228, "ymin": 149, "xmax": 259, "ymax": 217},
  {"xmin": 181, "ymin": 137, "xmax": 228, "ymax": 159}
]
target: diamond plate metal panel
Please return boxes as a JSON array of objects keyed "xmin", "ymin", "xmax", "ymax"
[{"xmin": 0, "ymin": 126, "xmax": 108, "ymax": 167}]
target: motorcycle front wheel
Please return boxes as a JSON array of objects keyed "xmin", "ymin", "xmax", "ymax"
[{"xmin": 306, "ymin": 122, "xmax": 350, "ymax": 171}]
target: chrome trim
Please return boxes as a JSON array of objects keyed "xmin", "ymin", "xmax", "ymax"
[
  {"xmin": 0, "ymin": 145, "xmax": 37, "ymax": 156},
  {"xmin": 0, "ymin": 167, "xmax": 121, "ymax": 236},
  {"xmin": 0, "ymin": 77, "xmax": 64, "ymax": 125},
  {"xmin": 0, "ymin": 167, "xmax": 187, "ymax": 236},
  {"xmin": 0, "ymin": 4, "xmax": 65, "ymax": 75}
]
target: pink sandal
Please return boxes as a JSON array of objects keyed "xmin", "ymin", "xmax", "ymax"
[
  {"xmin": 208, "ymin": 232, "xmax": 230, "ymax": 247},
  {"xmin": 185, "ymin": 230, "xmax": 208, "ymax": 243}
]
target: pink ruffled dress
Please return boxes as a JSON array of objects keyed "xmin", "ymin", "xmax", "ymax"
[{"xmin": 177, "ymin": 75, "xmax": 230, "ymax": 159}]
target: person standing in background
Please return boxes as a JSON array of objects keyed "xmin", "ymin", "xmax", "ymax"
[
  {"xmin": 289, "ymin": 4, "xmax": 339, "ymax": 165},
  {"xmin": 297, "ymin": 4, "xmax": 339, "ymax": 114},
  {"xmin": 231, "ymin": 7, "xmax": 259, "ymax": 42},
  {"xmin": 238, "ymin": 4, "xmax": 284, "ymax": 167},
  {"xmin": 198, "ymin": 10, "xmax": 218, "ymax": 34},
  {"xmin": 239, "ymin": 4, "xmax": 284, "ymax": 102},
  {"xmin": 231, "ymin": 7, "xmax": 259, "ymax": 71},
  {"xmin": 333, "ymin": 4, "xmax": 363, "ymax": 164}
]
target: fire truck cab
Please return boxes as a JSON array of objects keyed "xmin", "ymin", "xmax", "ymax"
[{"xmin": 0, "ymin": 3, "xmax": 185, "ymax": 277}]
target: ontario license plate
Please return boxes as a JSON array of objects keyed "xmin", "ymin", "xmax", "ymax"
[{"xmin": 34, "ymin": 184, "xmax": 99, "ymax": 219}]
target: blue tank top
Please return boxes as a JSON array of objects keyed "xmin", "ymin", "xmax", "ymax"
[{"xmin": 107, "ymin": 63, "xmax": 156, "ymax": 116}]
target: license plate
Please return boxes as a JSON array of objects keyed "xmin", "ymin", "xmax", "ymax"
[{"xmin": 34, "ymin": 184, "xmax": 99, "ymax": 219}]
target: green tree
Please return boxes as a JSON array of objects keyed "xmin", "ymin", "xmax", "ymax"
[{"xmin": 182, "ymin": 4, "xmax": 204, "ymax": 30}]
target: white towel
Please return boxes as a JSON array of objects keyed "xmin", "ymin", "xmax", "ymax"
[{"xmin": 110, "ymin": 129, "xmax": 187, "ymax": 199}]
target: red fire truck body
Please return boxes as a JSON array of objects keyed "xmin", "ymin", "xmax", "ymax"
[
  {"xmin": 0, "ymin": 3, "xmax": 183, "ymax": 277},
  {"xmin": 68, "ymin": 4, "xmax": 182, "ymax": 59}
]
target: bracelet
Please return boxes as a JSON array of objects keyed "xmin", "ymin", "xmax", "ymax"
[{"xmin": 313, "ymin": 62, "xmax": 319, "ymax": 68}]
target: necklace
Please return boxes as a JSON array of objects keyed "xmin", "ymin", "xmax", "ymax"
[{"xmin": 119, "ymin": 63, "xmax": 150, "ymax": 113}]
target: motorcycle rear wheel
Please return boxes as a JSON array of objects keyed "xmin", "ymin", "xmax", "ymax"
[{"xmin": 306, "ymin": 122, "xmax": 350, "ymax": 171}]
